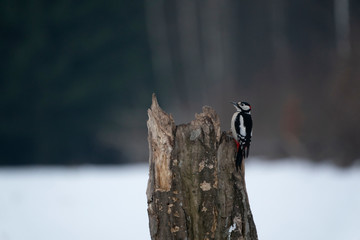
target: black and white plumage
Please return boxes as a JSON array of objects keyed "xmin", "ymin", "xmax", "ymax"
[{"xmin": 230, "ymin": 101, "xmax": 252, "ymax": 171}]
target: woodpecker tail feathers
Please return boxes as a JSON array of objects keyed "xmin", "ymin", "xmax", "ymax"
[
  {"xmin": 246, "ymin": 145, "xmax": 250, "ymax": 158},
  {"xmin": 236, "ymin": 147, "xmax": 243, "ymax": 171},
  {"xmin": 235, "ymin": 145, "xmax": 250, "ymax": 171}
]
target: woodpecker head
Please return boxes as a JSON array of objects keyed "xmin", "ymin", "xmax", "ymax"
[{"xmin": 231, "ymin": 101, "xmax": 251, "ymax": 112}]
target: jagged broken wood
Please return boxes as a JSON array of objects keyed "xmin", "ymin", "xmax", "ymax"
[{"xmin": 147, "ymin": 94, "xmax": 258, "ymax": 240}]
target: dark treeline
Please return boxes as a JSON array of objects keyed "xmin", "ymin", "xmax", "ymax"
[
  {"xmin": 1, "ymin": 0, "xmax": 359, "ymax": 166},
  {"xmin": 0, "ymin": 1, "xmax": 153, "ymax": 165},
  {"xmin": 146, "ymin": 0, "xmax": 360, "ymax": 166}
]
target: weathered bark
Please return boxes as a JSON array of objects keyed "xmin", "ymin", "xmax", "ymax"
[{"xmin": 147, "ymin": 94, "xmax": 258, "ymax": 240}]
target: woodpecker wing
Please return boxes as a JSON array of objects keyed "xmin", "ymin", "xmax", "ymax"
[
  {"xmin": 234, "ymin": 113, "xmax": 246, "ymax": 142},
  {"xmin": 239, "ymin": 115, "xmax": 246, "ymax": 138}
]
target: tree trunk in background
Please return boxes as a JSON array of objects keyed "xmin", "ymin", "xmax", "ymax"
[{"xmin": 146, "ymin": 94, "xmax": 258, "ymax": 240}]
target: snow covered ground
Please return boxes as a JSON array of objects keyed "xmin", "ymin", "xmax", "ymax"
[{"xmin": 0, "ymin": 159, "xmax": 359, "ymax": 240}]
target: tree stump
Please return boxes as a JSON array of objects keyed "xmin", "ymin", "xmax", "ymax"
[{"xmin": 147, "ymin": 94, "xmax": 258, "ymax": 240}]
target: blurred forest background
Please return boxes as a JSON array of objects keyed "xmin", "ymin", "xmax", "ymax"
[{"xmin": 1, "ymin": 0, "xmax": 359, "ymax": 166}]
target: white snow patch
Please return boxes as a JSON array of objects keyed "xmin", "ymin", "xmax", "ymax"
[
  {"xmin": 246, "ymin": 158, "xmax": 360, "ymax": 240},
  {"xmin": 0, "ymin": 164, "xmax": 150, "ymax": 240},
  {"xmin": 0, "ymin": 159, "xmax": 359, "ymax": 240}
]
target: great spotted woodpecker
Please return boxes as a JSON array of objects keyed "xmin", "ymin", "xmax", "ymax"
[{"xmin": 230, "ymin": 101, "xmax": 252, "ymax": 171}]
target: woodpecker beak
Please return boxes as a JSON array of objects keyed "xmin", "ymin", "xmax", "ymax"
[{"xmin": 230, "ymin": 101, "xmax": 237, "ymax": 106}]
